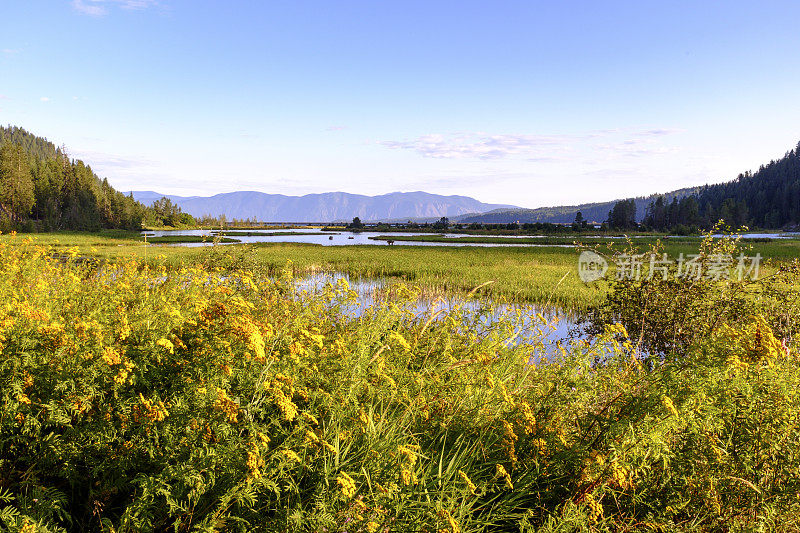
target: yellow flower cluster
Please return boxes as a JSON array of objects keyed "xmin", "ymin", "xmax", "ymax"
[
  {"xmin": 235, "ymin": 316, "xmax": 267, "ymax": 361},
  {"xmin": 501, "ymin": 420, "xmax": 518, "ymax": 468},
  {"xmin": 281, "ymin": 449, "xmax": 301, "ymax": 464},
  {"xmin": 102, "ymin": 347, "xmax": 135, "ymax": 384},
  {"xmin": 437, "ymin": 508, "xmax": 460, "ymax": 533},
  {"xmin": 246, "ymin": 447, "xmax": 264, "ymax": 480},
  {"xmin": 156, "ymin": 337, "xmax": 174, "ymax": 354},
  {"xmin": 610, "ymin": 460, "xmax": 631, "ymax": 490},
  {"xmin": 138, "ymin": 393, "xmax": 169, "ymax": 422},
  {"xmin": 337, "ymin": 471, "xmax": 357, "ymax": 499},
  {"xmin": 661, "ymin": 396, "xmax": 679, "ymax": 418},
  {"xmin": 495, "ymin": 464, "xmax": 513, "ymax": 490},
  {"xmin": 268, "ymin": 381, "xmax": 298, "ymax": 422},
  {"xmin": 518, "ymin": 401, "xmax": 536, "ymax": 434},
  {"xmin": 498, "ymin": 381, "xmax": 515, "ymax": 408},
  {"xmin": 397, "ymin": 444, "xmax": 419, "ymax": 486},
  {"xmin": 214, "ymin": 388, "xmax": 239, "ymax": 423},
  {"xmin": 583, "ymin": 493, "xmax": 603, "ymax": 522},
  {"xmin": 458, "ymin": 470, "xmax": 477, "ymax": 495}
]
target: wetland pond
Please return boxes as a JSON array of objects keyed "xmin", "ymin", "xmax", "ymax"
[{"xmin": 295, "ymin": 271, "xmax": 585, "ymax": 361}]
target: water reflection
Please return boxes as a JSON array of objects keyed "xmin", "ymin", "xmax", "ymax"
[{"xmin": 295, "ymin": 271, "xmax": 583, "ymax": 361}]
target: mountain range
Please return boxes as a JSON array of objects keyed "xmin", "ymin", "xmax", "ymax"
[{"xmin": 131, "ymin": 191, "xmax": 516, "ymax": 223}]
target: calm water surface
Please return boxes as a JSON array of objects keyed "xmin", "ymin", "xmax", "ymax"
[
  {"xmin": 295, "ymin": 271, "xmax": 584, "ymax": 360},
  {"xmin": 143, "ymin": 229, "xmax": 573, "ymax": 247},
  {"xmin": 143, "ymin": 228, "xmax": 800, "ymax": 248}
]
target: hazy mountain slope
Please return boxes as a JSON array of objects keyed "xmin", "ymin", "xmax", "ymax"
[{"xmin": 131, "ymin": 190, "xmax": 516, "ymax": 222}]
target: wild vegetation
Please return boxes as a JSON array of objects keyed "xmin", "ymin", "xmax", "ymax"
[{"xmin": 1, "ymin": 232, "xmax": 800, "ymax": 532}]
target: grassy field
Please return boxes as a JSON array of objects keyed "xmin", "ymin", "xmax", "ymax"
[{"xmin": 3, "ymin": 230, "xmax": 800, "ymax": 311}]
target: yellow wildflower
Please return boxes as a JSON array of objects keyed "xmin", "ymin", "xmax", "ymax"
[
  {"xmin": 337, "ymin": 471, "xmax": 357, "ymax": 499},
  {"xmin": 281, "ymin": 449, "xmax": 301, "ymax": 463},
  {"xmin": 437, "ymin": 508, "xmax": 460, "ymax": 533},
  {"xmin": 662, "ymin": 396, "xmax": 679, "ymax": 418},
  {"xmin": 246, "ymin": 448, "xmax": 264, "ymax": 480},
  {"xmin": 400, "ymin": 468, "xmax": 418, "ymax": 486},
  {"xmin": 101, "ymin": 346, "xmax": 122, "ymax": 366},
  {"xmin": 584, "ymin": 493, "xmax": 603, "ymax": 522},
  {"xmin": 458, "ymin": 470, "xmax": 477, "ymax": 495},
  {"xmin": 156, "ymin": 338, "xmax": 174, "ymax": 354},
  {"xmin": 519, "ymin": 401, "xmax": 536, "ymax": 434},
  {"xmin": 498, "ymin": 381, "xmax": 515, "ymax": 408},
  {"xmin": 495, "ymin": 464, "xmax": 513, "ymax": 490}
]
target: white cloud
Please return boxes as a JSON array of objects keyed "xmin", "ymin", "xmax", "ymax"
[
  {"xmin": 71, "ymin": 0, "xmax": 160, "ymax": 17},
  {"xmin": 40, "ymin": 96, "xmax": 51, "ymax": 102},
  {"xmin": 635, "ymin": 128, "xmax": 686, "ymax": 137},
  {"xmin": 380, "ymin": 128, "xmax": 684, "ymax": 161},
  {"xmin": 73, "ymin": 149, "xmax": 156, "ymax": 170},
  {"xmin": 380, "ymin": 133, "xmax": 576, "ymax": 160}
]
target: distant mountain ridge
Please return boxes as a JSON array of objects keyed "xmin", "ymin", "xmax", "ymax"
[{"xmin": 131, "ymin": 190, "xmax": 517, "ymax": 222}]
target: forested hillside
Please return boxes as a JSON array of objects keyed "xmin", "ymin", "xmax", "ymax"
[
  {"xmin": 0, "ymin": 126, "xmax": 146, "ymax": 231},
  {"xmin": 696, "ymin": 142, "xmax": 800, "ymax": 228},
  {"xmin": 456, "ymin": 189, "xmax": 700, "ymax": 225},
  {"xmin": 462, "ymin": 141, "xmax": 800, "ymax": 230},
  {"xmin": 640, "ymin": 142, "xmax": 800, "ymax": 231}
]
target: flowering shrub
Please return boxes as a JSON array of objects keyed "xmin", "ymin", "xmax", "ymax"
[
  {"xmin": 0, "ymin": 235, "xmax": 799, "ymax": 531},
  {"xmin": 588, "ymin": 231, "xmax": 800, "ymax": 355}
]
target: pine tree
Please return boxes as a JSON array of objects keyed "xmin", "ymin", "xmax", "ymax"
[{"xmin": 0, "ymin": 143, "xmax": 35, "ymax": 221}]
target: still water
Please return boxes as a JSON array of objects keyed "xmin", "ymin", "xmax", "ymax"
[
  {"xmin": 143, "ymin": 229, "xmax": 572, "ymax": 247},
  {"xmin": 143, "ymin": 228, "xmax": 800, "ymax": 248},
  {"xmin": 295, "ymin": 271, "xmax": 584, "ymax": 359}
]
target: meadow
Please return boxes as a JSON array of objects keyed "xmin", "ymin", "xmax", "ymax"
[
  {"xmin": 1, "ymin": 232, "xmax": 800, "ymax": 532},
  {"xmin": 10, "ymin": 230, "xmax": 800, "ymax": 311}
]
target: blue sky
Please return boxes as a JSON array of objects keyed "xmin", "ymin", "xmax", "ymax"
[{"xmin": 1, "ymin": 1, "xmax": 799, "ymax": 208}]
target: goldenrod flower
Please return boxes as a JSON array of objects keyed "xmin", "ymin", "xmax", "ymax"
[
  {"xmin": 156, "ymin": 338, "xmax": 174, "ymax": 354},
  {"xmin": 281, "ymin": 449, "xmax": 301, "ymax": 463},
  {"xmin": 495, "ymin": 464, "xmax": 513, "ymax": 490},
  {"xmin": 437, "ymin": 508, "xmax": 460, "ymax": 533},
  {"xmin": 458, "ymin": 470, "xmax": 477, "ymax": 495},
  {"xmin": 661, "ymin": 396, "xmax": 679, "ymax": 418},
  {"xmin": 337, "ymin": 471, "xmax": 357, "ymax": 498}
]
